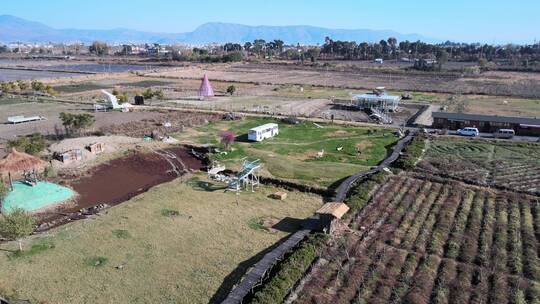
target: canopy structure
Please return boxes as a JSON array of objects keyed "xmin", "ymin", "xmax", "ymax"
[
  {"xmin": 198, "ymin": 74, "xmax": 214, "ymax": 98},
  {"xmin": 316, "ymin": 202, "xmax": 350, "ymax": 219},
  {"xmin": 0, "ymin": 148, "xmax": 47, "ymax": 179}
]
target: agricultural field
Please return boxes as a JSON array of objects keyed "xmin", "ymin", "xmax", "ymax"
[
  {"xmin": 174, "ymin": 118, "xmax": 399, "ymax": 187},
  {"xmin": 417, "ymin": 137, "xmax": 540, "ymax": 193},
  {"xmin": 294, "ymin": 175, "xmax": 540, "ymax": 304},
  {"xmin": 148, "ymin": 63, "xmax": 540, "ymax": 98},
  {"xmin": 0, "ymin": 174, "xmax": 322, "ymax": 304}
]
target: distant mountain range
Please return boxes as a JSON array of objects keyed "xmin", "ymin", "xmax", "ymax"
[{"xmin": 0, "ymin": 15, "xmax": 439, "ymax": 45}]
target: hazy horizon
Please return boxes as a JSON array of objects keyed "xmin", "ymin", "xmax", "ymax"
[{"xmin": 1, "ymin": 0, "xmax": 539, "ymax": 44}]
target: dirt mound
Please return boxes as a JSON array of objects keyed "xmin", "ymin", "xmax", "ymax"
[{"xmin": 68, "ymin": 147, "xmax": 203, "ymax": 210}]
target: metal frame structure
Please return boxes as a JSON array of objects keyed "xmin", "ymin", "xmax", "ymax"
[
  {"xmin": 353, "ymin": 87, "xmax": 401, "ymax": 113},
  {"xmin": 228, "ymin": 159, "xmax": 261, "ymax": 193}
]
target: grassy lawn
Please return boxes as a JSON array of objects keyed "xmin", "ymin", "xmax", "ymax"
[
  {"xmin": 0, "ymin": 174, "xmax": 322, "ymax": 304},
  {"xmin": 0, "ymin": 97, "xmax": 33, "ymax": 105},
  {"xmin": 176, "ymin": 118, "xmax": 399, "ymax": 187},
  {"xmin": 117, "ymin": 80, "xmax": 173, "ymax": 88},
  {"xmin": 53, "ymin": 82, "xmax": 112, "ymax": 93}
]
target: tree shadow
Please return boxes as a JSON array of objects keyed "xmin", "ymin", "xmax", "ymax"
[
  {"xmin": 271, "ymin": 217, "xmax": 305, "ymax": 233},
  {"xmin": 208, "ymin": 234, "xmax": 291, "ymax": 304},
  {"xmin": 189, "ymin": 180, "xmax": 228, "ymax": 192}
]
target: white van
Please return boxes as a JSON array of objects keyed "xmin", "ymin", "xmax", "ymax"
[
  {"xmin": 494, "ymin": 129, "xmax": 515, "ymax": 139},
  {"xmin": 457, "ymin": 127, "xmax": 479, "ymax": 137},
  {"xmin": 248, "ymin": 123, "xmax": 279, "ymax": 142}
]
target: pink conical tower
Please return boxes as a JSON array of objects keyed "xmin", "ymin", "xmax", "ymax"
[{"xmin": 198, "ymin": 74, "xmax": 214, "ymax": 98}]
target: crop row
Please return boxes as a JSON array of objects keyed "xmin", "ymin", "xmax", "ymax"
[
  {"xmin": 419, "ymin": 138, "xmax": 540, "ymax": 194},
  {"xmin": 293, "ymin": 176, "xmax": 540, "ymax": 304}
]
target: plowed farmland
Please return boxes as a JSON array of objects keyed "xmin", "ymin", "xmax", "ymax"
[
  {"xmin": 417, "ymin": 137, "xmax": 540, "ymax": 194},
  {"xmin": 293, "ymin": 176, "xmax": 540, "ymax": 304}
]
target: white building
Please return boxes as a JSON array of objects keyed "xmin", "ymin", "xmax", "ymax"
[
  {"xmin": 353, "ymin": 87, "xmax": 401, "ymax": 112},
  {"xmin": 248, "ymin": 123, "xmax": 279, "ymax": 142}
]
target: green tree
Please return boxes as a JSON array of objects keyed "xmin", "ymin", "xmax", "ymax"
[
  {"xmin": 436, "ymin": 49, "xmax": 449, "ymax": 70},
  {"xmin": 226, "ymin": 85, "xmax": 236, "ymax": 95},
  {"xmin": 153, "ymin": 89, "xmax": 164, "ymax": 99},
  {"xmin": 16, "ymin": 80, "xmax": 28, "ymax": 90},
  {"xmin": 0, "ymin": 181, "xmax": 8, "ymax": 202},
  {"xmin": 59, "ymin": 113, "xmax": 95, "ymax": 135},
  {"xmin": 117, "ymin": 93, "xmax": 128, "ymax": 103},
  {"xmin": 387, "ymin": 37, "xmax": 398, "ymax": 58},
  {"xmin": 45, "ymin": 85, "xmax": 57, "ymax": 96},
  {"xmin": 0, "ymin": 82, "xmax": 10, "ymax": 92},
  {"xmin": 89, "ymin": 41, "xmax": 109, "ymax": 56},
  {"xmin": 222, "ymin": 51, "xmax": 243, "ymax": 62},
  {"xmin": 306, "ymin": 48, "xmax": 321, "ymax": 62},
  {"xmin": 0, "ymin": 208, "xmax": 36, "ymax": 251},
  {"xmin": 7, "ymin": 133, "xmax": 47, "ymax": 155},
  {"xmin": 31, "ymin": 80, "xmax": 46, "ymax": 92},
  {"xmin": 142, "ymin": 88, "xmax": 154, "ymax": 99},
  {"xmin": 253, "ymin": 39, "xmax": 266, "ymax": 57},
  {"xmin": 243, "ymin": 42, "xmax": 252, "ymax": 52}
]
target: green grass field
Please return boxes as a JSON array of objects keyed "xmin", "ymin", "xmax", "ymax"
[
  {"xmin": 176, "ymin": 118, "xmax": 398, "ymax": 187},
  {"xmin": 0, "ymin": 174, "xmax": 322, "ymax": 304},
  {"xmin": 53, "ymin": 82, "xmax": 112, "ymax": 93},
  {"xmin": 117, "ymin": 80, "xmax": 173, "ymax": 88}
]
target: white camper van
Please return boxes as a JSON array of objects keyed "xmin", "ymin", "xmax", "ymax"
[
  {"xmin": 248, "ymin": 123, "xmax": 279, "ymax": 142},
  {"xmin": 494, "ymin": 129, "xmax": 515, "ymax": 139}
]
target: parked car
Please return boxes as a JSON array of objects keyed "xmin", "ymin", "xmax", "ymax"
[
  {"xmin": 369, "ymin": 113, "xmax": 383, "ymax": 122},
  {"xmin": 282, "ymin": 116, "xmax": 300, "ymax": 125},
  {"xmin": 493, "ymin": 129, "xmax": 515, "ymax": 139},
  {"xmin": 457, "ymin": 127, "xmax": 479, "ymax": 137}
]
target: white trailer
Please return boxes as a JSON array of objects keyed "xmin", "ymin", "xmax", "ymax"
[
  {"xmin": 7, "ymin": 115, "xmax": 46, "ymax": 124},
  {"xmin": 248, "ymin": 123, "xmax": 279, "ymax": 142}
]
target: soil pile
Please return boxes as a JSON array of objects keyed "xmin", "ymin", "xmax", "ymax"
[{"xmin": 69, "ymin": 147, "xmax": 203, "ymax": 209}]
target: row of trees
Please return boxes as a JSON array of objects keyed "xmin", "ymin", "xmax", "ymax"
[
  {"xmin": 320, "ymin": 37, "xmax": 540, "ymax": 62},
  {"xmin": 179, "ymin": 38, "xmax": 540, "ymax": 64},
  {"xmin": 0, "ymin": 80, "xmax": 57, "ymax": 96},
  {"xmin": 3, "ymin": 38, "xmax": 540, "ymax": 62}
]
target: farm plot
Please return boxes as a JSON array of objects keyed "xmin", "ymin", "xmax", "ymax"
[
  {"xmin": 417, "ymin": 137, "xmax": 540, "ymax": 193},
  {"xmin": 0, "ymin": 174, "xmax": 323, "ymax": 304},
  {"xmin": 293, "ymin": 175, "xmax": 540, "ymax": 304},
  {"xmin": 174, "ymin": 118, "xmax": 399, "ymax": 187},
  {"xmin": 149, "ymin": 63, "xmax": 540, "ymax": 98}
]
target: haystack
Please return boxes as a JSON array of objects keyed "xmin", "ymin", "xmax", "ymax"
[{"xmin": 0, "ymin": 148, "xmax": 47, "ymax": 179}]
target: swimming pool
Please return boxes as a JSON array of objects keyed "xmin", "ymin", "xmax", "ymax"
[{"xmin": 2, "ymin": 181, "xmax": 76, "ymax": 213}]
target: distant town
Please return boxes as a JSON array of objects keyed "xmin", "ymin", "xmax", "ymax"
[{"xmin": 0, "ymin": 6, "xmax": 539, "ymax": 304}]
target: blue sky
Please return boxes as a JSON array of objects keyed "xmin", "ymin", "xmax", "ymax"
[{"xmin": 2, "ymin": 0, "xmax": 539, "ymax": 43}]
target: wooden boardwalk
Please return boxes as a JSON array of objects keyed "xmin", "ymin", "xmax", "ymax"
[
  {"xmin": 222, "ymin": 133, "xmax": 416, "ymax": 303},
  {"xmin": 333, "ymin": 132, "xmax": 415, "ymax": 202},
  {"xmin": 222, "ymin": 229, "xmax": 311, "ymax": 304}
]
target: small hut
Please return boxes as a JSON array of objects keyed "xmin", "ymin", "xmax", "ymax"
[
  {"xmin": 55, "ymin": 149, "xmax": 83, "ymax": 164},
  {"xmin": 316, "ymin": 202, "xmax": 350, "ymax": 233},
  {"xmin": 0, "ymin": 148, "xmax": 47, "ymax": 184},
  {"xmin": 87, "ymin": 142, "xmax": 105, "ymax": 154},
  {"xmin": 198, "ymin": 74, "xmax": 214, "ymax": 98}
]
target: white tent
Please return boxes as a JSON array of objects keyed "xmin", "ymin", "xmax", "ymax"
[{"xmin": 95, "ymin": 90, "xmax": 133, "ymax": 112}]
